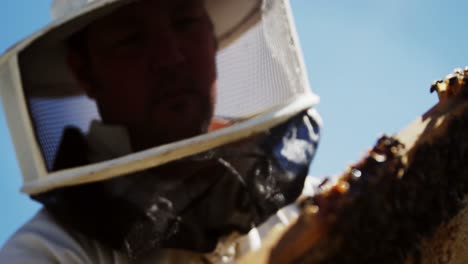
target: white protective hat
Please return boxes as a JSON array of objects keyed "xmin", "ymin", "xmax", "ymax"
[{"xmin": 0, "ymin": 0, "xmax": 319, "ymax": 195}]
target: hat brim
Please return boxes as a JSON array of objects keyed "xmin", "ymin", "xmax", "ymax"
[
  {"xmin": 21, "ymin": 96, "xmax": 319, "ymax": 195},
  {"xmin": 15, "ymin": 0, "xmax": 261, "ymax": 97}
]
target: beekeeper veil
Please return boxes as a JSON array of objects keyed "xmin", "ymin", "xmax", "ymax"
[{"xmin": 0, "ymin": 0, "xmax": 321, "ymax": 259}]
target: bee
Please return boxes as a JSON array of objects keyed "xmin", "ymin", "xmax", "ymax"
[{"xmin": 430, "ymin": 67, "xmax": 468, "ymax": 102}]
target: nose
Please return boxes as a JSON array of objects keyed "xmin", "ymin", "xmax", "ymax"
[{"xmin": 147, "ymin": 26, "xmax": 186, "ymax": 73}]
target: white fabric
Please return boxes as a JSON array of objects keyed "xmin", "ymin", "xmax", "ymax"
[
  {"xmin": 0, "ymin": 209, "xmax": 128, "ymax": 264},
  {"xmin": 51, "ymin": 0, "xmax": 90, "ymax": 18}
]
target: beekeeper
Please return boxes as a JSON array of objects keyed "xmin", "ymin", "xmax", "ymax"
[{"xmin": 0, "ymin": 0, "xmax": 321, "ymax": 262}]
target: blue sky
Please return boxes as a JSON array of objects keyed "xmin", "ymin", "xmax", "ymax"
[{"xmin": 1, "ymin": 0, "xmax": 467, "ymax": 246}]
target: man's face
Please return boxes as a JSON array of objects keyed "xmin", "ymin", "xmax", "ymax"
[{"xmin": 71, "ymin": 0, "xmax": 217, "ymax": 151}]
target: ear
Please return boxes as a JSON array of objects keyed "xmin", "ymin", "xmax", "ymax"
[{"xmin": 66, "ymin": 49, "xmax": 97, "ymax": 99}]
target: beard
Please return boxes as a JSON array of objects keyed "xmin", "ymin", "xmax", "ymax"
[
  {"xmin": 128, "ymin": 88, "xmax": 214, "ymax": 151},
  {"xmin": 137, "ymin": 67, "xmax": 215, "ymax": 150}
]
